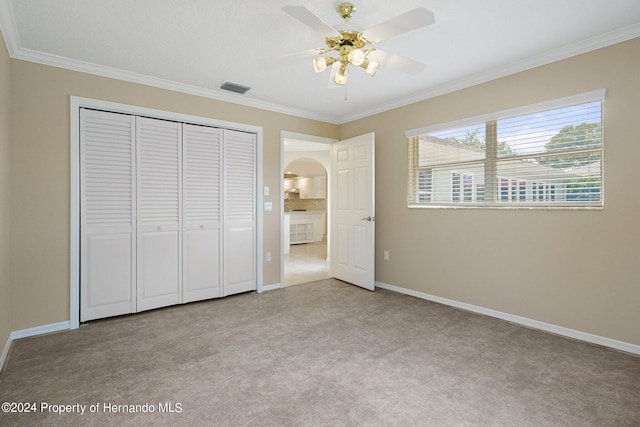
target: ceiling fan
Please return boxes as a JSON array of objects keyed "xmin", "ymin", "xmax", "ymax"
[{"xmin": 280, "ymin": 2, "xmax": 435, "ymax": 88}]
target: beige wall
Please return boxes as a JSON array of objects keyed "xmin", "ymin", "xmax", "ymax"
[
  {"xmin": 340, "ymin": 38, "xmax": 640, "ymax": 345},
  {"xmin": 0, "ymin": 32, "xmax": 11, "ymax": 347},
  {"xmin": 5, "ymin": 35, "xmax": 639, "ymax": 347},
  {"xmin": 9, "ymin": 60, "xmax": 337, "ymax": 330}
]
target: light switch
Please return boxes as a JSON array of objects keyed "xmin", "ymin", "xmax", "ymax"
[
  {"xmin": 264, "ymin": 202, "xmax": 273, "ymax": 211},
  {"xmin": 264, "ymin": 186, "xmax": 270, "ymax": 196}
]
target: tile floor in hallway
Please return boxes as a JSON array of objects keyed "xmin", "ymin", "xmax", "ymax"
[{"xmin": 284, "ymin": 239, "xmax": 330, "ymax": 286}]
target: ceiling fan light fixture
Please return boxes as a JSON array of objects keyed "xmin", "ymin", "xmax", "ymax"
[
  {"xmin": 281, "ymin": 2, "xmax": 433, "ymax": 92},
  {"xmin": 334, "ymin": 63, "xmax": 348, "ymax": 85},
  {"xmin": 348, "ymin": 48, "xmax": 365, "ymax": 66},
  {"xmin": 362, "ymin": 59, "xmax": 379, "ymax": 77},
  {"xmin": 313, "ymin": 56, "xmax": 335, "ymax": 73}
]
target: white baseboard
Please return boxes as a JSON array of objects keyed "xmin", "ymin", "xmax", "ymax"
[
  {"xmin": 375, "ymin": 281, "xmax": 640, "ymax": 356},
  {"xmin": 0, "ymin": 321, "xmax": 71, "ymax": 375},
  {"xmin": 1, "ymin": 334, "xmax": 11, "ymax": 373},
  {"xmin": 262, "ymin": 283, "xmax": 284, "ymax": 292},
  {"xmin": 9, "ymin": 321, "xmax": 71, "ymax": 341}
]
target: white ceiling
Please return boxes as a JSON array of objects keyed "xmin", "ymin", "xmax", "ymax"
[{"xmin": 1, "ymin": 0, "xmax": 639, "ymax": 124}]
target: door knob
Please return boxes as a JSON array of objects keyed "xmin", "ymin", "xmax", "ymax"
[{"xmin": 360, "ymin": 216, "xmax": 375, "ymax": 222}]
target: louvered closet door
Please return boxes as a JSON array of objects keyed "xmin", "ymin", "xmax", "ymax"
[
  {"xmin": 80, "ymin": 109, "xmax": 136, "ymax": 322},
  {"xmin": 223, "ymin": 129, "xmax": 256, "ymax": 296},
  {"xmin": 136, "ymin": 117, "xmax": 182, "ymax": 311},
  {"xmin": 183, "ymin": 124, "xmax": 222, "ymax": 303}
]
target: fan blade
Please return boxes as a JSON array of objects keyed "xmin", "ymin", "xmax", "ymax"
[
  {"xmin": 258, "ymin": 48, "xmax": 322, "ymax": 66},
  {"xmin": 371, "ymin": 50, "xmax": 426, "ymax": 75},
  {"xmin": 282, "ymin": 5, "xmax": 341, "ymax": 38},
  {"xmin": 361, "ymin": 8, "xmax": 435, "ymax": 44}
]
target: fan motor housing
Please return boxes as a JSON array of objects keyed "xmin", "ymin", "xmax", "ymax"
[{"xmin": 325, "ymin": 31, "xmax": 367, "ymax": 51}]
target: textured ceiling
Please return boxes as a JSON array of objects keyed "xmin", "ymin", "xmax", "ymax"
[{"xmin": 1, "ymin": 0, "xmax": 639, "ymax": 124}]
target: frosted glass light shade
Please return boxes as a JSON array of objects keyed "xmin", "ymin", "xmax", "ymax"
[
  {"xmin": 363, "ymin": 60, "xmax": 379, "ymax": 76},
  {"xmin": 334, "ymin": 64, "xmax": 348, "ymax": 85},
  {"xmin": 313, "ymin": 56, "xmax": 335, "ymax": 73},
  {"xmin": 313, "ymin": 57, "xmax": 327, "ymax": 73},
  {"xmin": 348, "ymin": 49, "xmax": 365, "ymax": 66}
]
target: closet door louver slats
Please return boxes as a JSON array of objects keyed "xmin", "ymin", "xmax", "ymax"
[{"xmin": 138, "ymin": 120, "xmax": 181, "ymax": 225}]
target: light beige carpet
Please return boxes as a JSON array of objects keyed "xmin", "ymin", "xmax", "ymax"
[{"xmin": 1, "ymin": 279, "xmax": 639, "ymax": 426}]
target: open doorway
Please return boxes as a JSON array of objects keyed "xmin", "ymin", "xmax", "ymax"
[{"xmin": 282, "ymin": 133, "xmax": 334, "ymax": 287}]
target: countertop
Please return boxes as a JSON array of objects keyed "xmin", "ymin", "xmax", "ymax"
[{"xmin": 284, "ymin": 211, "xmax": 326, "ymax": 214}]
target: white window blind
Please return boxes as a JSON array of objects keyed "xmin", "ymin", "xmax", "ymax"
[{"xmin": 408, "ymin": 92, "xmax": 604, "ymax": 208}]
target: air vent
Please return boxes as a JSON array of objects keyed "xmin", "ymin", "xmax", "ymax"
[{"xmin": 219, "ymin": 81, "xmax": 251, "ymax": 95}]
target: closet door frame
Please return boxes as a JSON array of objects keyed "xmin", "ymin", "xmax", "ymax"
[{"xmin": 70, "ymin": 96, "xmax": 264, "ymax": 329}]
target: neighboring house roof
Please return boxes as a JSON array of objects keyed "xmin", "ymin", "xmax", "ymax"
[{"xmin": 564, "ymin": 160, "xmax": 602, "ymax": 177}]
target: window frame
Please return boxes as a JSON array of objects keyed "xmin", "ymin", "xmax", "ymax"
[{"xmin": 406, "ymin": 90, "xmax": 605, "ymax": 210}]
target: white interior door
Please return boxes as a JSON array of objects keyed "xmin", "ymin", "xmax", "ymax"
[
  {"xmin": 330, "ymin": 132, "xmax": 375, "ymax": 290},
  {"xmin": 80, "ymin": 109, "xmax": 136, "ymax": 321},
  {"xmin": 183, "ymin": 124, "xmax": 222, "ymax": 303},
  {"xmin": 223, "ymin": 129, "xmax": 256, "ymax": 296},
  {"xmin": 136, "ymin": 117, "xmax": 182, "ymax": 311}
]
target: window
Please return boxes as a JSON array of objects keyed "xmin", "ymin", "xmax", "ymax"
[
  {"xmin": 418, "ymin": 169, "xmax": 432, "ymax": 202},
  {"xmin": 407, "ymin": 90, "xmax": 604, "ymax": 208},
  {"xmin": 463, "ymin": 174, "xmax": 473, "ymax": 202},
  {"xmin": 452, "ymin": 173, "xmax": 461, "ymax": 202}
]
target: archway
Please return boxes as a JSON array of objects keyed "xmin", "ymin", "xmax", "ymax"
[{"xmin": 283, "ymin": 156, "xmax": 330, "ymax": 286}]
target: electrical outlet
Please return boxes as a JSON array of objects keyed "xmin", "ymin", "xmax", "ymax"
[
  {"xmin": 383, "ymin": 250, "xmax": 390, "ymax": 261},
  {"xmin": 266, "ymin": 252, "xmax": 272, "ymax": 262},
  {"xmin": 264, "ymin": 202, "xmax": 273, "ymax": 211}
]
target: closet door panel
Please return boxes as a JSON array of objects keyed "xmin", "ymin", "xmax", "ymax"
[
  {"xmin": 136, "ymin": 117, "xmax": 182, "ymax": 312},
  {"xmin": 223, "ymin": 130, "xmax": 256, "ymax": 296},
  {"xmin": 224, "ymin": 225, "xmax": 253, "ymax": 292},
  {"xmin": 138, "ymin": 230, "xmax": 179, "ymax": 302},
  {"xmin": 85, "ymin": 233, "xmax": 132, "ymax": 315},
  {"xmin": 184, "ymin": 227, "xmax": 220, "ymax": 297},
  {"xmin": 80, "ymin": 109, "xmax": 135, "ymax": 322},
  {"xmin": 183, "ymin": 124, "xmax": 222, "ymax": 302}
]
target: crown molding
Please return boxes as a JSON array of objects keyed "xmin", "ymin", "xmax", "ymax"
[
  {"xmin": 339, "ymin": 23, "xmax": 640, "ymax": 124},
  {"xmin": 11, "ymin": 47, "xmax": 343, "ymax": 124},
  {"xmin": 0, "ymin": 0, "xmax": 19, "ymax": 56},
  {"xmin": 1, "ymin": 0, "xmax": 638, "ymax": 126},
  {"xmin": 0, "ymin": 0, "xmax": 341, "ymax": 125}
]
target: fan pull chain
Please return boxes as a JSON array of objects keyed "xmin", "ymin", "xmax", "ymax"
[{"xmin": 344, "ymin": 84, "xmax": 348, "ymax": 101}]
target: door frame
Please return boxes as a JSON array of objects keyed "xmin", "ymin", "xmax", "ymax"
[
  {"xmin": 70, "ymin": 96, "xmax": 264, "ymax": 329},
  {"xmin": 280, "ymin": 131, "xmax": 337, "ymax": 288}
]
